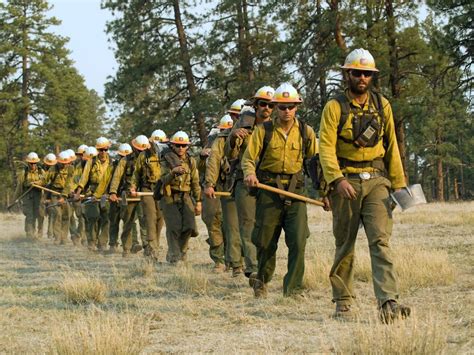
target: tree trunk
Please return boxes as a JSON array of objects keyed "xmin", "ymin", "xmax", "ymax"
[
  {"xmin": 236, "ymin": 0, "xmax": 254, "ymax": 89},
  {"xmin": 384, "ymin": 0, "xmax": 407, "ymax": 183},
  {"xmin": 453, "ymin": 177, "xmax": 459, "ymax": 200},
  {"xmin": 329, "ymin": 0, "xmax": 347, "ymax": 53},
  {"xmin": 172, "ymin": 0, "xmax": 207, "ymax": 146},
  {"xmin": 20, "ymin": 5, "xmax": 30, "ymax": 132},
  {"xmin": 436, "ymin": 158, "xmax": 444, "ymax": 201}
]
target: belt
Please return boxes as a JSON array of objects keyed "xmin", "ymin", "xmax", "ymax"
[{"xmin": 345, "ymin": 171, "xmax": 385, "ymax": 180}]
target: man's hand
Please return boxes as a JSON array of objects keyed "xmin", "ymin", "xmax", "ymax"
[
  {"xmin": 200, "ymin": 148, "xmax": 211, "ymax": 157},
  {"xmin": 130, "ymin": 188, "xmax": 137, "ymax": 197},
  {"xmin": 109, "ymin": 193, "xmax": 118, "ymax": 203},
  {"xmin": 336, "ymin": 179, "xmax": 357, "ymax": 200},
  {"xmin": 230, "ymin": 128, "xmax": 249, "ymax": 144},
  {"xmin": 204, "ymin": 186, "xmax": 216, "ymax": 199},
  {"xmin": 172, "ymin": 166, "xmax": 186, "ymax": 176},
  {"xmin": 322, "ymin": 196, "xmax": 331, "ymax": 211},
  {"xmin": 58, "ymin": 197, "xmax": 65, "ymax": 204},
  {"xmin": 245, "ymin": 174, "xmax": 259, "ymax": 188},
  {"xmin": 194, "ymin": 201, "xmax": 202, "ymax": 216}
]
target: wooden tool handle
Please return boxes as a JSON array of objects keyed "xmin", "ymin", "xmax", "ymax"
[{"xmin": 257, "ymin": 183, "xmax": 324, "ymax": 207}]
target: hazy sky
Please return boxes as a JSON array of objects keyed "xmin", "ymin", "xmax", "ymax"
[{"xmin": 47, "ymin": 0, "xmax": 116, "ymax": 97}]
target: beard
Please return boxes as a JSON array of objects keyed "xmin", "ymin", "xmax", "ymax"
[{"xmin": 349, "ymin": 77, "xmax": 369, "ymax": 95}]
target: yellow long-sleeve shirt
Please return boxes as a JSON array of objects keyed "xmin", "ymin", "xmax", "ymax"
[
  {"xmin": 318, "ymin": 92, "xmax": 406, "ymax": 189},
  {"xmin": 241, "ymin": 117, "xmax": 318, "ymax": 177}
]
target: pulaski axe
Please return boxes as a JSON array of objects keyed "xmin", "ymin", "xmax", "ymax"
[{"xmin": 390, "ymin": 184, "xmax": 427, "ymax": 211}]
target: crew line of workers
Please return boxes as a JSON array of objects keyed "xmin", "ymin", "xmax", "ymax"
[{"xmin": 12, "ymin": 49, "xmax": 410, "ymax": 323}]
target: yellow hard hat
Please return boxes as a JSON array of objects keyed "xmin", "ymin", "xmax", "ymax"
[
  {"xmin": 43, "ymin": 153, "xmax": 57, "ymax": 166},
  {"xmin": 341, "ymin": 48, "xmax": 379, "ymax": 72},
  {"xmin": 150, "ymin": 129, "xmax": 169, "ymax": 143},
  {"xmin": 25, "ymin": 152, "xmax": 40, "ymax": 163},
  {"xmin": 253, "ymin": 86, "xmax": 275, "ymax": 101},
  {"xmin": 170, "ymin": 131, "xmax": 191, "ymax": 145},
  {"xmin": 83, "ymin": 146, "xmax": 98, "ymax": 160},
  {"xmin": 217, "ymin": 114, "xmax": 233, "ymax": 129},
  {"xmin": 272, "ymin": 83, "xmax": 303, "ymax": 104},
  {"xmin": 131, "ymin": 135, "xmax": 150, "ymax": 151},
  {"xmin": 228, "ymin": 99, "xmax": 246, "ymax": 114},
  {"xmin": 118, "ymin": 143, "xmax": 133, "ymax": 156},
  {"xmin": 66, "ymin": 149, "xmax": 77, "ymax": 162},
  {"xmin": 95, "ymin": 137, "xmax": 111, "ymax": 149}
]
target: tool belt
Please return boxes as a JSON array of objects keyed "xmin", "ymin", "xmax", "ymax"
[
  {"xmin": 141, "ymin": 182, "xmax": 156, "ymax": 192},
  {"xmin": 345, "ymin": 171, "xmax": 386, "ymax": 180},
  {"xmin": 257, "ymin": 170, "xmax": 304, "ymax": 206},
  {"xmin": 170, "ymin": 190, "xmax": 190, "ymax": 202}
]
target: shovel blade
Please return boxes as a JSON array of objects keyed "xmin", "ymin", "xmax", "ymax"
[{"xmin": 391, "ymin": 184, "xmax": 427, "ymax": 211}]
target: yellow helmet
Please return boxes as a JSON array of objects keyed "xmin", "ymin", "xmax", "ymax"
[
  {"xmin": 341, "ymin": 48, "xmax": 379, "ymax": 72},
  {"xmin": 57, "ymin": 151, "xmax": 71, "ymax": 164},
  {"xmin": 272, "ymin": 83, "xmax": 303, "ymax": 103},
  {"xmin": 228, "ymin": 99, "xmax": 246, "ymax": 114},
  {"xmin": 253, "ymin": 86, "xmax": 275, "ymax": 101},
  {"xmin": 150, "ymin": 129, "xmax": 169, "ymax": 143},
  {"xmin": 170, "ymin": 131, "xmax": 191, "ymax": 145},
  {"xmin": 76, "ymin": 144, "xmax": 88, "ymax": 154},
  {"xmin": 95, "ymin": 137, "xmax": 111, "ymax": 149},
  {"xmin": 131, "ymin": 135, "xmax": 150, "ymax": 151},
  {"xmin": 217, "ymin": 114, "xmax": 233, "ymax": 129},
  {"xmin": 118, "ymin": 143, "xmax": 133, "ymax": 157},
  {"xmin": 25, "ymin": 152, "xmax": 40, "ymax": 163},
  {"xmin": 43, "ymin": 153, "xmax": 57, "ymax": 166}
]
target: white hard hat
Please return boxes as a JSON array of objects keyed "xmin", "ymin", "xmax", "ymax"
[
  {"xmin": 217, "ymin": 114, "xmax": 234, "ymax": 129},
  {"xmin": 57, "ymin": 151, "xmax": 71, "ymax": 164},
  {"xmin": 131, "ymin": 135, "xmax": 150, "ymax": 151},
  {"xmin": 150, "ymin": 129, "xmax": 169, "ymax": 143},
  {"xmin": 118, "ymin": 143, "xmax": 133, "ymax": 156},
  {"xmin": 76, "ymin": 144, "xmax": 88, "ymax": 154},
  {"xmin": 95, "ymin": 136, "xmax": 111, "ymax": 149},
  {"xmin": 341, "ymin": 48, "xmax": 379, "ymax": 72},
  {"xmin": 170, "ymin": 131, "xmax": 191, "ymax": 145},
  {"xmin": 272, "ymin": 83, "xmax": 303, "ymax": 104},
  {"xmin": 253, "ymin": 86, "xmax": 275, "ymax": 101},
  {"xmin": 228, "ymin": 99, "xmax": 246, "ymax": 114},
  {"xmin": 84, "ymin": 146, "xmax": 98, "ymax": 160},
  {"xmin": 43, "ymin": 153, "xmax": 57, "ymax": 166},
  {"xmin": 208, "ymin": 128, "xmax": 220, "ymax": 137},
  {"xmin": 65, "ymin": 149, "xmax": 77, "ymax": 162},
  {"xmin": 26, "ymin": 152, "xmax": 40, "ymax": 163}
]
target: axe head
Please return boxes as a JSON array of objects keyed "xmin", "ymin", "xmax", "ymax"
[
  {"xmin": 121, "ymin": 190, "xmax": 128, "ymax": 206},
  {"xmin": 390, "ymin": 184, "xmax": 427, "ymax": 211},
  {"xmin": 100, "ymin": 195, "xmax": 107, "ymax": 209}
]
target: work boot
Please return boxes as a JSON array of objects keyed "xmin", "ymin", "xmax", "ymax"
[
  {"xmin": 104, "ymin": 245, "xmax": 118, "ymax": 255},
  {"xmin": 131, "ymin": 244, "xmax": 143, "ymax": 254},
  {"xmin": 379, "ymin": 300, "xmax": 411, "ymax": 324},
  {"xmin": 213, "ymin": 263, "xmax": 225, "ymax": 274},
  {"xmin": 122, "ymin": 250, "xmax": 130, "ymax": 258},
  {"xmin": 247, "ymin": 272, "xmax": 258, "ymax": 287},
  {"xmin": 144, "ymin": 245, "xmax": 158, "ymax": 262},
  {"xmin": 72, "ymin": 236, "xmax": 81, "ymax": 246},
  {"xmin": 232, "ymin": 266, "xmax": 243, "ymax": 277},
  {"xmin": 253, "ymin": 279, "xmax": 267, "ymax": 299},
  {"xmin": 88, "ymin": 244, "xmax": 98, "ymax": 252},
  {"xmin": 333, "ymin": 304, "xmax": 354, "ymax": 321}
]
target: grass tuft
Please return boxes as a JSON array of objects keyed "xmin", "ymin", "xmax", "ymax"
[
  {"xmin": 59, "ymin": 272, "xmax": 107, "ymax": 305},
  {"xmin": 49, "ymin": 311, "xmax": 149, "ymax": 355},
  {"xmin": 165, "ymin": 264, "xmax": 210, "ymax": 296}
]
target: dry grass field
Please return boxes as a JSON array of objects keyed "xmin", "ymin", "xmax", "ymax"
[{"xmin": 0, "ymin": 202, "xmax": 472, "ymax": 354}]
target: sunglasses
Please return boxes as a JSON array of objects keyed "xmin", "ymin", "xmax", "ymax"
[
  {"xmin": 258, "ymin": 101, "xmax": 275, "ymax": 109},
  {"xmin": 98, "ymin": 148, "xmax": 108, "ymax": 152},
  {"xmin": 277, "ymin": 104, "xmax": 296, "ymax": 111},
  {"xmin": 173, "ymin": 144, "xmax": 188, "ymax": 148},
  {"xmin": 350, "ymin": 70, "xmax": 374, "ymax": 78}
]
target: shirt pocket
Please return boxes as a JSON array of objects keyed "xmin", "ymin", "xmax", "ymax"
[{"xmin": 290, "ymin": 140, "xmax": 303, "ymax": 164}]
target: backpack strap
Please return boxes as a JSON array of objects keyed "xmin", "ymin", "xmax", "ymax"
[
  {"xmin": 334, "ymin": 94, "xmax": 352, "ymax": 138},
  {"xmin": 256, "ymin": 120, "xmax": 274, "ymax": 172}
]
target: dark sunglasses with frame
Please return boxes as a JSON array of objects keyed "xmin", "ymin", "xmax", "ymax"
[
  {"xmin": 349, "ymin": 70, "xmax": 374, "ymax": 78},
  {"xmin": 173, "ymin": 144, "xmax": 189, "ymax": 148},
  {"xmin": 277, "ymin": 104, "xmax": 297, "ymax": 111},
  {"xmin": 257, "ymin": 100, "xmax": 275, "ymax": 109}
]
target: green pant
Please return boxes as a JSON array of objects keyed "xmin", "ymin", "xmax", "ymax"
[
  {"xmin": 221, "ymin": 196, "xmax": 242, "ymax": 268},
  {"xmin": 46, "ymin": 203, "xmax": 53, "ymax": 238},
  {"xmin": 329, "ymin": 176, "xmax": 398, "ymax": 307},
  {"xmin": 141, "ymin": 194, "xmax": 164, "ymax": 256},
  {"xmin": 252, "ymin": 188, "xmax": 309, "ymax": 296},
  {"xmin": 160, "ymin": 193, "xmax": 197, "ymax": 263},
  {"xmin": 132, "ymin": 202, "xmax": 147, "ymax": 247},
  {"xmin": 71, "ymin": 201, "xmax": 86, "ymax": 242},
  {"xmin": 84, "ymin": 200, "xmax": 110, "ymax": 249},
  {"xmin": 37, "ymin": 197, "xmax": 45, "ymax": 238},
  {"xmin": 49, "ymin": 196, "xmax": 71, "ymax": 243},
  {"xmin": 235, "ymin": 180, "xmax": 258, "ymax": 274},
  {"xmin": 201, "ymin": 194, "xmax": 225, "ymax": 265},
  {"xmin": 109, "ymin": 201, "xmax": 121, "ymax": 247},
  {"xmin": 22, "ymin": 189, "xmax": 42, "ymax": 239},
  {"xmin": 119, "ymin": 200, "xmax": 141, "ymax": 252}
]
